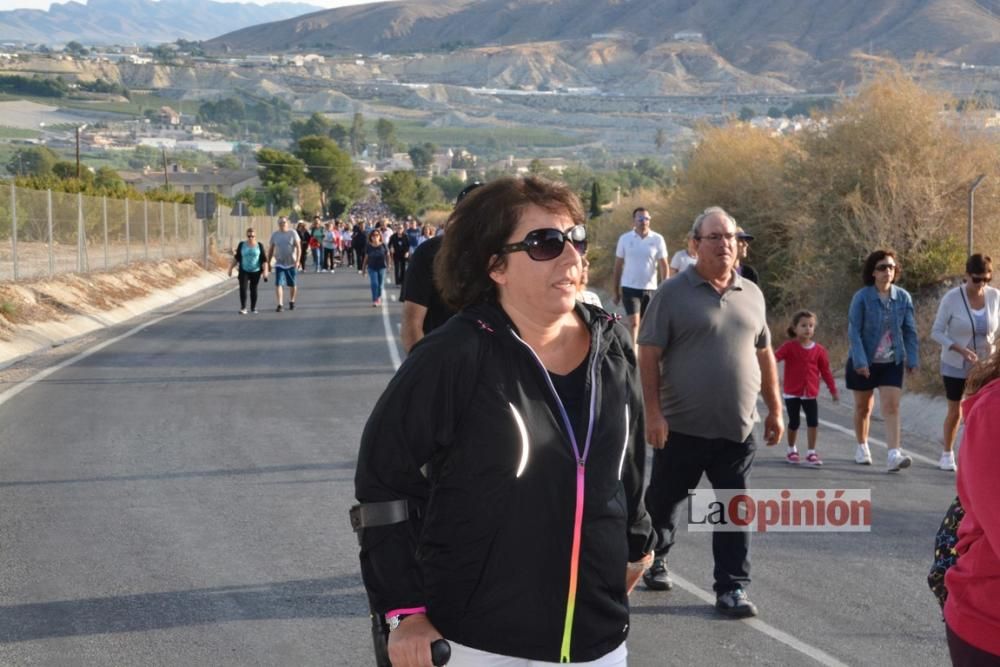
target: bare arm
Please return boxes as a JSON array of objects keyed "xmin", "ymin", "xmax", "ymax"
[
  {"xmin": 658, "ymin": 258, "xmax": 670, "ymax": 284},
  {"xmin": 756, "ymin": 347, "xmax": 784, "ymax": 446},
  {"xmin": 267, "ymin": 243, "xmax": 276, "ymax": 268},
  {"xmin": 638, "ymin": 344, "xmax": 668, "ymax": 448},
  {"xmin": 612, "ymin": 257, "xmax": 625, "ymax": 304},
  {"xmin": 401, "ymin": 301, "xmax": 428, "ymax": 354}
]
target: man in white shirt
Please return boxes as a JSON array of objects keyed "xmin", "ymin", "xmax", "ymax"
[{"xmin": 613, "ymin": 207, "xmax": 669, "ymax": 345}]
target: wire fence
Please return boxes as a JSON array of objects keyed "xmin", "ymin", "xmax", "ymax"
[{"xmin": 0, "ymin": 183, "xmax": 273, "ymax": 282}]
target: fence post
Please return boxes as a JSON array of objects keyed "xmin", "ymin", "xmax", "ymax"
[
  {"xmin": 173, "ymin": 201, "xmax": 179, "ymax": 258},
  {"xmin": 143, "ymin": 198, "xmax": 149, "ymax": 261},
  {"xmin": 102, "ymin": 196, "xmax": 109, "ymax": 270},
  {"xmin": 10, "ymin": 183, "xmax": 18, "ymax": 281},
  {"xmin": 125, "ymin": 197, "xmax": 130, "ymax": 264},
  {"xmin": 77, "ymin": 192, "xmax": 84, "ymax": 273},
  {"xmin": 47, "ymin": 189, "xmax": 54, "ymax": 278},
  {"xmin": 160, "ymin": 200, "xmax": 165, "ymax": 260}
]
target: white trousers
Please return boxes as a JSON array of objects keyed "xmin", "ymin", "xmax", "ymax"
[{"xmin": 446, "ymin": 641, "xmax": 627, "ymax": 667}]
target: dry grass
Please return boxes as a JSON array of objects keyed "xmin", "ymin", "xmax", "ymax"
[{"xmin": 0, "ymin": 257, "xmax": 218, "ymax": 342}]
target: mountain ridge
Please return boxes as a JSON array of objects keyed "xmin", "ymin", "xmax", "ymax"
[{"xmin": 0, "ymin": 0, "xmax": 322, "ymax": 45}]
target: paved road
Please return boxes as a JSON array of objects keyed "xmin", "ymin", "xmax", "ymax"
[{"xmin": 0, "ymin": 270, "xmax": 956, "ymax": 666}]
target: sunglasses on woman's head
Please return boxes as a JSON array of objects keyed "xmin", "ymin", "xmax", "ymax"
[{"xmin": 500, "ymin": 225, "xmax": 587, "ymax": 261}]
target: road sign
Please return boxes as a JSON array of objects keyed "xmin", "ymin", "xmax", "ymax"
[{"xmin": 195, "ymin": 192, "xmax": 217, "ymax": 220}]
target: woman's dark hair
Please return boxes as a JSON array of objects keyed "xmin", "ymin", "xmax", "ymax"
[
  {"xmin": 966, "ymin": 253, "xmax": 993, "ymax": 275},
  {"xmin": 861, "ymin": 249, "xmax": 899, "ymax": 286},
  {"xmin": 435, "ymin": 176, "xmax": 585, "ymax": 311},
  {"xmin": 368, "ymin": 229, "xmax": 382, "ymax": 242},
  {"xmin": 787, "ymin": 310, "xmax": 816, "ymax": 338}
]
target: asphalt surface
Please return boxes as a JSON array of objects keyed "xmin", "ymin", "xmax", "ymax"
[{"xmin": 0, "ymin": 268, "xmax": 956, "ymax": 666}]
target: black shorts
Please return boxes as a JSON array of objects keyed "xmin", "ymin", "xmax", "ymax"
[
  {"xmin": 784, "ymin": 397, "xmax": 818, "ymax": 430},
  {"xmin": 845, "ymin": 359, "xmax": 904, "ymax": 391},
  {"xmin": 621, "ymin": 286, "xmax": 654, "ymax": 317},
  {"xmin": 942, "ymin": 375, "xmax": 967, "ymax": 402}
]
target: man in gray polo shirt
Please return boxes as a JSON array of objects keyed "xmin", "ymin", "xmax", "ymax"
[{"xmin": 637, "ymin": 206, "xmax": 783, "ymax": 619}]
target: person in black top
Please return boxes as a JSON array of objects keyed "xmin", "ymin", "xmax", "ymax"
[
  {"xmin": 735, "ymin": 228, "xmax": 759, "ymax": 285},
  {"xmin": 352, "ymin": 224, "xmax": 367, "ymax": 274},
  {"xmin": 295, "ymin": 221, "xmax": 311, "ymax": 271},
  {"xmin": 355, "ymin": 176, "xmax": 653, "ymax": 666},
  {"xmin": 389, "ymin": 223, "xmax": 411, "ymax": 288},
  {"xmin": 400, "ymin": 182, "xmax": 483, "ymax": 353}
]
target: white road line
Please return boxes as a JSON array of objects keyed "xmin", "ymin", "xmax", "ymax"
[
  {"xmin": 668, "ymin": 572, "xmax": 850, "ymax": 667},
  {"xmin": 379, "ymin": 296, "xmax": 402, "ymax": 371},
  {"xmin": 818, "ymin": 418, "xmax": 937, "ymax": 466},
  {"xmin": 0, "ymin": 289, "xmax": 231, "ymax": 409}
]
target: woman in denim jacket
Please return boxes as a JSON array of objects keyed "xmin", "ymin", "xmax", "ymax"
[{"xmin": 846, "ymin": 249, "xmax": 919, "ymax": 472}]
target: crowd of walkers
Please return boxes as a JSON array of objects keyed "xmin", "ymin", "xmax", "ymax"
[
  {"xmin": 229, "ymin": 197, "xmax": 438, "ymax": 313},
  {"xmin": 223, "ymin": 176, "xmax": 999, "ymax": 665}
]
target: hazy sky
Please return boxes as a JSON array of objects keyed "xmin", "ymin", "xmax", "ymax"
[{"xmin": 0, "ymin": 0, "xmax": 391, "ymax": 10}]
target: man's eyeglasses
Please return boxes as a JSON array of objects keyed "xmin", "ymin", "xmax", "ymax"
[
  {"xmin": 695, "ymin": 232, "xmax": 737, "ymax": 244},
  {"xmin": 636, "ymin": 216, "xmax": 651, "ymax": 222},
  {"xmin": 875, "ymin": 263, "xmax": 897, "ymax": 272},
  {"xmin": 971, "ymin": 274, "xmax": 992, "ymax": 284},
  {"xmin": 500, "ymin": 225, "xmax": 587, "ymax": 261}
]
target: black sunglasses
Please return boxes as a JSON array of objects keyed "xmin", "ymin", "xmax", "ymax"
[
  {"xmin": 971, "ymin": 274, "xmax": 992, "ymax": 284},
  {"xmin": 501, "ymin": 225, "xmax": 588, "ymax": 261},
  {"xmin": 875, "ymin": 263, "xmax": 897, "ymax": 272}
]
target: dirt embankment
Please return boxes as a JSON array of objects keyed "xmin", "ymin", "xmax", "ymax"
[{"xmin": 0, "ymin": 256, "xmax": 229, "ymax": 366}]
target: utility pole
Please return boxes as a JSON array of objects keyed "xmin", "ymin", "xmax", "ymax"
[
  {"xmin": 162, "ymin": 147, "xmax": 169, "ymax": 190},
  {"xmin": 968, "ymin": 174, "xmax": 986, "ymax": 257},
  {"xmin": 75, "ymin": 124, "xmax": 85, "ymax": 179}
]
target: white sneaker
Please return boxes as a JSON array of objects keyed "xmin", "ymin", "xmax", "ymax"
[
  {"xmin": 887, "ymin": 448, "xmax": 912, "ymax": 473},
  {"xmin": 239, "ymin": 308, "xmax": 248, "ymax": 315},
  {"xmin": 939, "ymin": 452, "xmax": 957, "ymax": 472},
  {"xmin": 854, "ymin": 443, "xmax": 873, "ymax": 465}
]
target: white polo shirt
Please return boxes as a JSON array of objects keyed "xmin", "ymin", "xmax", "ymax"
[{"xmin": 616, "ymin": 229, "xmax": 668, "ymax": 290}]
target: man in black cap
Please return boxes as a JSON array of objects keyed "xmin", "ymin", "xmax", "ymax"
[{"xmin": 735, "ymin": 227, "xmax": 759, "ymax": 285}]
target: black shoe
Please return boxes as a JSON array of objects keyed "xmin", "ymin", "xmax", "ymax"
[
  {"xmin": 716, "ymin": 587, "xmax": 758, "ymax": 618},
  {"xmin": 643, "ymin": 557, "xmax": 674, "ymax": 591},
  {"xmin": 276, "ymin": 304, "xmax": 283, "ymax": 312},
  {"xmin": 289, "ymin": 302, "xmax": 295, "ymax": 310}
]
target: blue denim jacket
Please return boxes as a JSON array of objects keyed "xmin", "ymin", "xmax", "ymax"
[{"xmin": 847, "ymin": 285, "xmax": 919, "ymax": 369}]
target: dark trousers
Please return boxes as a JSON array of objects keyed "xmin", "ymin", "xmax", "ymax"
[
  {"xmin": 947, "ymin": 624, "xmax": 1000, "ymax": 666},
  {"xmin": 394, "ymin": 258, "xmax": 407, "ymax": 286},
  {"xmin": 644, "ymin": 430, "xmax": 756, "ymax": 593},
  {"xmin": 346, "ymin": 246, "xmax": 354, "ymax": 266},
  {"xmin": 323, "ymin": 248, "xmax": 336, "ymax": 270},
  {"xmin": 238, "ymin": 270, "xmax": 261, "ymax": 310},
  {"xmin": 354, "ymin": 247, "xmax": 365, "ymax": 269}
]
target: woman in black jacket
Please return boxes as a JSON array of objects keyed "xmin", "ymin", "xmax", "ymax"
[{"xmin": 355, "ymin": 176, "xmax": 654, "ymax": 667}]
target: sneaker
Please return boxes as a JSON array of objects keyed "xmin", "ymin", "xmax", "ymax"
[
  {"xmin": 319, "ymin": 268, "xmax": 327, "ymax": 273},
  {"xmin": 251, "ymin": 309, "xmax": 259, "ymax": 314},
  {"xmin": 854, "ymin": 443, "xmax": 873, "ymax": 465},
  {"xmin": 643, "ymin": 557, "xmax": 673, "ymax": 591},
  {"xmin": 276, "ymin": 304, "xmax": 283, "ymax": 312},
  {"xmin": 939, "ymin": 452, "xmax": 957, "ymax": 472},
  {"xmin": 289, "ymin": 302, "xmax": 295, "ymax": 310},
  {"xmin": 239, "ymin": 308, "xmax": 247, "ymax": 315},
  {"xmin": 804, "ymin": 451, "xmax": 823, "ymax": 467},
  {"xmin": 887, "ymin": 448, "xmax": 912, "ymax": 473},
  {"xmin": 716, "ymin": 587, "xmax": 758, "ymax": 618},
  {"xmin": 785, "ymin": 450, "xmax": 800, "ymax": 464}
]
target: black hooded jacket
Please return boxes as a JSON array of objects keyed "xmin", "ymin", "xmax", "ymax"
[{"xmin": 355, "ymin": 301, "xmax": 653, "ymax": 663}]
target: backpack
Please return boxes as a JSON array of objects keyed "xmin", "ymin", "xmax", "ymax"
[{"xmin": 928, "ymin": 495, "xmax": 965, "ymax": 609}]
